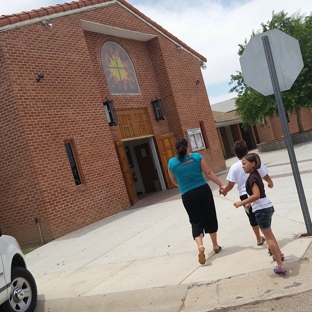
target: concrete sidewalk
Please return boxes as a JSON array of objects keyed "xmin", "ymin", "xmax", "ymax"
[{"xmin": 26, "ymin": 141, "xmax": 312, "ymax": 312}]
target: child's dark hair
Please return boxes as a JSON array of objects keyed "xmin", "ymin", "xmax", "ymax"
[
  {"xmin": 176, "ymin": 138, "xmax": 188, "ymax": 160},
  {"xmin": 233, "ymin": 140, "xmax": 248, "ymax": 159},
  {"xmin": 243, "ymin": 153, "xmax": 261, "ymax": 169}
]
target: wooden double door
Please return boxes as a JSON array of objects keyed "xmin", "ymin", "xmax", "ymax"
[{"xmin": 115, "ymin": 133, "xmax": 177, "ymax": 206}]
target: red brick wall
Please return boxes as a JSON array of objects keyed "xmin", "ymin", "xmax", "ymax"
[
  {"xmin": 151, "ymin": 36, "xmax": 225, "ymax": 171},
  {"xmin": 288, "ymin": 108, "xmax": 312, "ymax": 133},
  {"xmin": 0, "ymin": 46, "xmax": 51, "ymax": 245},
  {"xmin": 256, "ymin": 119, "xmax": 275, "ymax": 143},
  {"xmin": 0, "ymin": 3, "xmax": 225, "ymax": 246},
  {"xmin": 256, "ymin": 108, "xmax": 312, "ymax": 143}
]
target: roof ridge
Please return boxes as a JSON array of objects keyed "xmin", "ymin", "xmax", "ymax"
[
  {"xmin": 0, "ymin": 0, "xmax": 206, "ymax": 62},
  {"xmin": 0, "ymin": 0, "xmax": 110, "ymax": 27}
]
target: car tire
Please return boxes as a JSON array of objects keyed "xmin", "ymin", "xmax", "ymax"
[{"xmin": 1, "ymin": 266, "xmax": 37, "ymax": 312}]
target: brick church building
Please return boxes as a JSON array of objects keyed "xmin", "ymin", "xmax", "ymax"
[{"xmin": 0, "ymin": 0, "xmax": 225, "ymax": 246}]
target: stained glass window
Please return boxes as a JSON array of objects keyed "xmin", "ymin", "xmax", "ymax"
[{"xmin": 101, "ymin": 42, "xmax": 140, "ymax": 94}]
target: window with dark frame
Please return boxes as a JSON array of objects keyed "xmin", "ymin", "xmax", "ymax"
[{"xmin": 64, "ymin": 141, "xmax": 83, "ymax": 186}]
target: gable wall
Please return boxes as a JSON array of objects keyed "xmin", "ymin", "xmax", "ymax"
[{"xmin": 0, "ymin": 3, "xmax": 225, "ymax": 245}]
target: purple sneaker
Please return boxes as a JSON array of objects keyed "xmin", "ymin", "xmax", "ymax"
[{"xmin": 273, "ymin": 265, "xmax": 287, "ymax": 276}]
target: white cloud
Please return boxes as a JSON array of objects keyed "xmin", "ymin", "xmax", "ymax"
[
  {"xmin": 131, "ymin": 0, "xmax": 312, "ymax": 103},
  {"xmin": 209, "ymin": 93, "xmax": 236, "ymax": 106},
  {"xmin": 1, "ymin": 0, "xmax": 312, "ymax": 104}
]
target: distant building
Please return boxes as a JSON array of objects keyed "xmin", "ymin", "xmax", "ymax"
[
  {"xmin": 211, "ymin": 98, "xmax": 259, "ymax": 158},
  {"xmin": 0, "ymin": 0, "xmax": 225, "ymax": 246},
  {"xmin": 211, "ymin": 98, "xmax": 312, "ymax": 158}
]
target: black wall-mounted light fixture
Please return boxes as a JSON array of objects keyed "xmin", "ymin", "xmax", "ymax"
[
  {"xmin": 36, "ymin": 74, "xmax": 44, "ymax": 82},
  {"xmin": 151, "ymin": 97, "xmax": 166, "ymax": 121},
  {"xmin": 103, "ymin": 99, "xmax": 118, "ymax": 126}
]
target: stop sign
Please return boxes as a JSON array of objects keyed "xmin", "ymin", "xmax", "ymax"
[{"xmin": 240, "ymin": 29, "xmax": 304, "ymax": 96}]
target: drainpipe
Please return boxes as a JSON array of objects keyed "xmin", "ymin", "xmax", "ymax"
[{"xmin": 34, "ymin": 217, "xmax": 44, "ymax": 245}]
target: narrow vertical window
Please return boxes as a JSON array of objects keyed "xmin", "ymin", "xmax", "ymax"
[
  {"xmin": 199, "ymin": 121, "xmax": 210, "ymax": 149},
  {"xmin": 64, "ymin": 140, "xmax": 83, "ymax": 185}
]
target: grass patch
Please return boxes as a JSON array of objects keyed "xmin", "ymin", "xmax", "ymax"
[{"xmin": 22, "ymin": 245, "xmax": 39, "ymax": 255}]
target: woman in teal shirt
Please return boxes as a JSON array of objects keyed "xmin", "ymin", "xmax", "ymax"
[{"xmin": 168, "ymin": 138, "xmax": 225, "ymax": 265}]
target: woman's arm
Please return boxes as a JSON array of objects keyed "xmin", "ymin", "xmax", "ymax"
[
  {"xmin": 200, "ymin": 159, "xmax": 224, "ymax": 188},
  {"xmin": 168, "ymin": 169, "xmax": 178, "ymax": 186},
  {"xmin": 221, "ymin": 181, "xmax": 235, "ymax": 196},
  {"xmin": 234, "ymin": 183, "xmax": 260, "ymax": 208}
]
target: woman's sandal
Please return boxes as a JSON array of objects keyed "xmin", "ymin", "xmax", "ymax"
[
  {"xmin": 213, "ymin": 246, "xmax": 222, "ymax": 254},
  {"xmin": 273, "ymin": 265, "xmax": 287, "ymax": 276},
  {"xmin": 257, "ymin": 236, "xmax": 266, "ymax": 246},
  {"xmin": 272, "ymin": 253, "xmax": 285, "ymax": 261},
  {"xmin": 198, "ymin": 247, "xmax": 206, "ymax": 265}
]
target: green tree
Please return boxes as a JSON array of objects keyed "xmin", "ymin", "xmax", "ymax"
[{"xmin": 230, "ymin": 11, "xmax": 312, "ymax": 132}]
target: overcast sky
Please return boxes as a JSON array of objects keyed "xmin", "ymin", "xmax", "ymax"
[{"xmin": 1, "ymin": 0, "xmax": 312, "ymax": 104}]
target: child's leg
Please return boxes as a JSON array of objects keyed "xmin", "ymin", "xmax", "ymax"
[
  {"xmin": 261, "ymin": 228, "xmax": 284, "ymax": 268},
  {"xmin": 254, "ymin": 207, "xmax": 286, "ymax": 274},
  {"xmin": 247, "ymin": 207, "xmax": 262, "ymax": 244},
  {"xmin": 240, "ymin": 195, "xmax": 263, "ymax": 244}
]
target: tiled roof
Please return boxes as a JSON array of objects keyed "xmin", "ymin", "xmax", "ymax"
[
  {"xmin": 0, "ymin": 1, "xmax": 91, "ymax": 26},
  {"xmin": 0, "ymin": 0, "xmax": 206, "ymax": 62},
  {"xmin": 212, "ymin": 110, "xmax": 239, "ymax": 123},
  {"xmin": 211, "ymin": 99, "xmax": 242, "ymax": 125}
]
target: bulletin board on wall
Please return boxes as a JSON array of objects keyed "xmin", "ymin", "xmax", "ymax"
[{"xmin": 186, "ymin": 128, "xmax": 206, "ymax": 151}]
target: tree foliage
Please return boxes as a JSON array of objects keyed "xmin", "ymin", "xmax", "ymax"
[{"xmin": 230, "ymin": 11, "xmax": 312, "ymax": 132}]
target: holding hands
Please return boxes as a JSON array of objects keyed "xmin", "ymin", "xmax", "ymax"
[
  {"xmin": 233, "ymin": 201, "xmax": 241, "ymax": 208},
  {"xmin": 219, "ymin": 185, "xmax": 227, "ymax": 196},
  {"xmin": 234, "ymin": 201, "xmax": 250, "ymax": 209}
]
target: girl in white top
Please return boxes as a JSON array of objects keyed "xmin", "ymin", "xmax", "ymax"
[
  {"xmin": 234, "ymin": 153, "xmax": 286, "ymax": 276},
  {"xmin": 221, "ymin": 140, "xmax": 273, "ymax": 246}
]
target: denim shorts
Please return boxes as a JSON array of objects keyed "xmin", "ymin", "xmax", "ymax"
[{"xmin": 254, "ymin": 207, "xmax": 275, "ymax": 230}]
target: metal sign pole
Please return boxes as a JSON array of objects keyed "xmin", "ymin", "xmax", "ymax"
[{"xmin": 262, "ymin": 35, "xmax": 312, "ymax": 235}]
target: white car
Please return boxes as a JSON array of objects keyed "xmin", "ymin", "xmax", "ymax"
[{"xmin": 0, "ymin": 230, "xmax": 37, "ymax": 312}]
